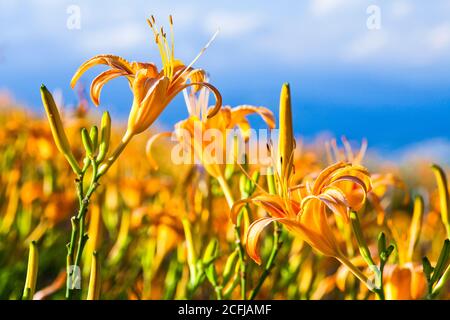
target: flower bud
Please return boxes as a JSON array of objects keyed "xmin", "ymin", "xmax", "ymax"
[
  {"xmin": 277, "ymin": 83, "xmax": 294, "ymax": 181},
  {"xmin": 422, "ymin": 257, "xmax": 433, "ymax": 280},
  {"xmin": 96, "ymin": 111, "xmax": 111, "ymax": 163},
  {"xmin": 89, "ymin": 126, "xmax": 99, "ymax": 155},
  {"xmin": 431, "ymin": 164, "xmax": 450, "ymax": 238},
  {"xmin": 431, "ymin": 239, "xmax": 450, "ymax": 284},
  {"xmin": 87, "ymin": 251, "xmax": 101, "ymax": 300},
  {"xmin": 182, "ymin": 218, "xmax": 197, "ymax": 280},
  {"xmin": 202, "ymin": 238, "xmax": 219, "ymax": 267},
  {"xmin": 222, "ymin": 249, "xmax": 239, "ymax": 285},
  {"xmin": 41, "ymin": 85, "xmax": 81, "ymax": 175},
  {"xmin": 22, "ymin": 241, "xmax": 39, "ymax": 300},
  {"xmin": 377, "ymin": 232, "xmax": 387, "ymax": 257},
  {"xmin": 81, "ymin": 127, "xmax": 94, "ymax": 157},
  {"xmin": 407, "ymin": 196, "xmax": 423, "ymax": 261}
]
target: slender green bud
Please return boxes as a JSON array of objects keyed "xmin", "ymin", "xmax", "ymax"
[
  {"xmin": 377, "ymin": 232, "xmax": 387, "ymax": 257},
  {"xmin": 277, "ymin": 83, "xmax": 294, "ymax": 181},
  {"xmin": 205, "ymin": 264, "xmax": 219, "ymax": 286},
  {"xmin": 422, "ymin": 257, "xmax": 434, "ymax": 281},
  {"xmin": 96, "ymin": 111, "xmax": 111, "ymax": 163},
  {"xmin": 182, "ymin": 218, "xmax": 197, "ymax": 282},
  {"xmin": 40, "ymin": 85, "xmax": 81, "ymax": 175},
  {"xmin": 222, "ymin": 249, "xmax": 239, "ymax": 285},
  {"xmin": 81, "ymin": 127, "xmax": 94, "ymax": 157},
  {"xmin": 87, "ymin": 251, "xmax": 101, "ymax": 300},
  {"xmin": 89, "ymin": 126, "xmax": 99, "ymax": 155},
  {"xmin": 23, "ymin": 241, "xmax": 39, "ymax": 300},
  {"xmin": 431, "ymin": 239, "xmax": 450, "ymax": 284},
  {"xmin": 202, "ymin": 238, "xmax": 219, "ymax": 267},
  {"xmin": 384, "ymin": 245, "xmax": 395, "ymax": 260},
  {"xmin": 431, "ymin": 164, "xmax": 450, "ymax": 238},
  {"xmin": 407, "ymin": 196, "xmax": 424, "ymax": 261}
]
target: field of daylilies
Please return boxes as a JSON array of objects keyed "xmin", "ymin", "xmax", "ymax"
[{"xmin": 0, "ymin": 16, "xmax": 449, "ymax": 301}]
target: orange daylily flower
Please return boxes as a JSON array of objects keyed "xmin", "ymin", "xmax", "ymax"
[
  {"xmin": 231, "ymin": 162, "xmax": 372, "ymax": 264},
  {"xmin": 147, "ymin": 86, "xmax": 275, "ymax": 179},
  {"xmin": 384, "ymin": 263, "xmax": 427, "ymax": 300},
  {"xmin": 70, "ymin": 16, "xmax": 222, "ymax": 140},
  {"xmin": 326, "ymin": 137, "xmax": 405, "ymax": 225},
  {"xmin": 173, "ymin": 105, "xmax": 275, "ymax": 179},
  {"xmin": 325, "ymin": 137, "xmax": 367, "ymax": 165}
]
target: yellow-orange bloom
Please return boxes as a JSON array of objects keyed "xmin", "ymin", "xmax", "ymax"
[
  {"xmin": 231, "ymin": 162, "xmax": 372, "ymax": 264},
  {"xmin": 174, "ymin": 106, "xmax": 274, "ymax": 178},
  {"xmin": 384, "ymin": 263, "xmax": 427, "ymax": 300},
  {"xmin": 147, "ymin": 85, "xmax": 275, "ymax": 180},
  {"xmin": 70, "ymin": 16, "xmax": 222, "ymax": 139}
]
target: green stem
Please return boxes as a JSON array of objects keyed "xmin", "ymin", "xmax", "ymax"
[
  {"xmin": 249, "ymin": 222, "xmax": 283, "ymax": 300},
  {"xmin": 214, "ymin": 286, "xmax": 223, "ymax": 300},
  {"xmin": 97, "ymin": 131, "xmax": 132, "ymax": 177},
  {"xmin": 336, "ymin": 255, "xmax": 370, "ymax": 287},
  {"xmin": 217, "ymin": 176, "xmax": 247, "ymax": 300},
  {"xmin": 65, "ymin": 132, "xmax": 132, "ymax": 299},
  {"xmin": 66, "ymin": 160, "xmax": 99, "ymax": 299},
  {"xmin": 350, "ymin": 211, "xmax": 386, "ymax": 300}
]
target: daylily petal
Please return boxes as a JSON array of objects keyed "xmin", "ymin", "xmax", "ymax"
[
  {"xmin": 135, "ymin": 77, "xmax": 170, "ymax": 133},
  {"xmin": 165, "ymin": 82, "xmax": 222, "ymax": 118},
  {"xmin": 312, "ymin": 162, "xmax": 348, "ymax": 194},
  {"xmin": 90, "ymin": 69, "xmax": 129, "ymax": 106},
  {"xmin": 253, "ymin": 195, "xmax": 291, "ymax": 219},
  {"xmin": 127, "ymin": 76, "xmax": 169, "ymax": 135},
  {"xmin": 319, "ymin": 193, "xmax": 350, "ymax": 222},
  {"xmin": 130, "ymin": 61, "xmax": 159, "ymax": 77},
  {"xmin": 329, "ymin": 175, "xmax": 370, "ymax": 210},
  {"xmin": 281, "ymin": 218, "xmax": 339, "ymax": 257},
  {"xmin": 354, "ymin": 138, "xmax": 368, "ymax": 164},
  {"xmin": 230, "ymin": 199, "xmax": 253, "ymax": 224},
  {"xmin": 71, "ymin": 54, "xmax": 133, "ymax": 89},
  {"xmin": 231, "ymin": 105, "xmax": 276, "ymax": 130},
  {"xmin": 246, "ymin": 217, "xmax": 282, "ymax": 265}
]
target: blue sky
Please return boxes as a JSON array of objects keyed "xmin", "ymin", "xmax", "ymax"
[{"xmin": 1, "ymin": 0, "xmax": 450, "ymax": 159}]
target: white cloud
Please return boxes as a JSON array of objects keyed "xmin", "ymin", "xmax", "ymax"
[
  {"xmin": 309, "ymin": 0, "xmax": 356, "ymax": 17},
  {"xmin": 2, "ymin": 0, "xmax": 450, "ymax": 72},
  {"xmin": 203, "ymin": 11, "xmax": 263, "ymax": 38},
  {"xmin": 428, "ymin": 23, "xmax": 450, "ymax": 50},
  {"xmin": 394, "ymin": 138, "xmax": 450, "ymax": 164},
  {"xmin": 343, "ymin": 31, "xmax": 388, "ymax": 60},
  {"xmin": 390, "ymin": 1, "xmax": 413, "ymax": 19}
]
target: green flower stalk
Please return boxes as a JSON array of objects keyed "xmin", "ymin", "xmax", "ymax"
[
  {"xmin": 22, "ymin": 241, "xmax": 39, "ymax": 300},
  {"xmin": 41, "ymin": 86, "xmax": 130, "ymax": 299}
]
